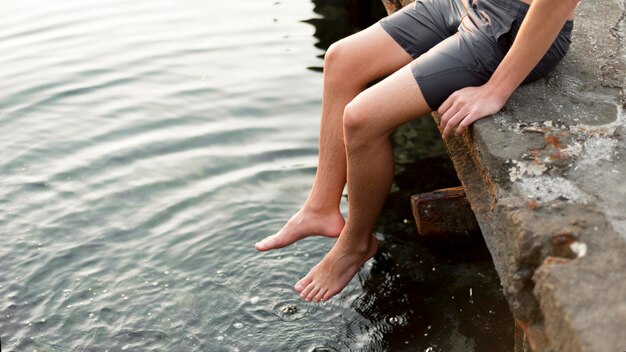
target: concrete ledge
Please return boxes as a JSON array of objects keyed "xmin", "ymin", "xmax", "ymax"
[
  {"xmin": 384, "ymin": 0, "xmax": 626, "ymax": 350},
  {"xmin": 434, "ymin": 1, "xmax": 626, "ymax": 350}
]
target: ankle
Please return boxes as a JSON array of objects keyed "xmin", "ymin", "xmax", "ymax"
[
  {"xmin": 336, "ymin": 234, "xmax": 372, "ymax": 255},
  {"xmin": 302, "ymin": 201, "xmax": 340, "ymax": 216}
]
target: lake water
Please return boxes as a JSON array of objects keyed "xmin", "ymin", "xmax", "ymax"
[{"xmin": 0, "ymin": 0, "xmax": 513, "ymax": 351}]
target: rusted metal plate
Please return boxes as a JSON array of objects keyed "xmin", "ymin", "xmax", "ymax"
[
  {"xmin": 411, "ymin": 186, "xmax": 480, "ymax": 236},
  {"xmin": 514, "ymin": 320, "xmax": 532, "ymax": 352},
  {"xmin": 381, "ymin": 0, "xmax": 414, "ymax": 14}
]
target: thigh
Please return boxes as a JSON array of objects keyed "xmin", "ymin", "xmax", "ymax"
[
  {"xmin": 336, "ymin": 0, "xmax": 464, "ymax": 86},
  {"xmin": 349, "ymin": 31, "xmax": 490, "ymax": 134},
  {"xmin": 331, "ymin": 21, "xmax": 414, "ymax": 85},
  {"xmin": 410, "ymin": 31, "xmax": 495, "ymax": 110}
]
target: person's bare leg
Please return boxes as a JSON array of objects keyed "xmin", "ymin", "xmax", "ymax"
[
  {"xmin": 256, "ymin": 21, "xmax": 413, "ymax": 251},
  {"xmin": 295, "ymin": 63, "xmax": 432, "ymax": 302}
]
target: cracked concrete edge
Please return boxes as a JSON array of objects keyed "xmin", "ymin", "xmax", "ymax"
[{"xmin": 533, "ymin": 217, "xmax": 626, "ymax": 352}]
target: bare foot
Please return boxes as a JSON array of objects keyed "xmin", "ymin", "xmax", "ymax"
[
  {"xmin": 255, "ymin": 208, "xmax": 345, "ymax": 251},
  {"xmin": 294, "ymin": 234, "xmax": 378, "ymax": 302}
]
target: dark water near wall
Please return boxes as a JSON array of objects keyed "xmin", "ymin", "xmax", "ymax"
[{"xmin": 0, "ymin": 0, "xmax": 513, "ymax": 351}]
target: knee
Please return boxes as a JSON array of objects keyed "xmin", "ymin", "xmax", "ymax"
[
  {"xmin": 324, "ymin": 40, "xmax": 353, "ymax": 80},
  {"xmin": 343, "ymin": 100, "xmax": 377, "ymax": 149}
]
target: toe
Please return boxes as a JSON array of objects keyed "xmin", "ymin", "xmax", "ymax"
[
  {"xmin": 294, "ymin": 274, "xmax": 314, "ymax": 293},
  {"xmin": 321, "ymin": 289, "xmax": 337, "ymax": 302},
  {"xmin": 299, "ymin": 281, "xmax": 316, "ymax": 299},
  {"xmin": 306, "ymin": 286, "xmax": 321, "ymax": 302},
  {"xmin": 255, "ymin": 235, "xmax": 277, "ymax": 251},
  {"xmin": 313, "ymin": 288, "xmax": 328, "ymax": 303}
]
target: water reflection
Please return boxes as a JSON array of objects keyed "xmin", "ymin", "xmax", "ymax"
[
  {"xmin": 0, "ymin": 0, "xmax": 514, "ymax": 350},
  {"xmin": 304, "ymin": 0, "xmax": 386, "ymax": 71}
]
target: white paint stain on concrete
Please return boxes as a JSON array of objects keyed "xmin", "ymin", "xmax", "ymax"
[
  {"xmin": 509, "ymin": 160, "xmax": 548, "ymax": 182},
  {"xmin": 514, "ymin": 175, "xmax": 593, "ymax": 204},
  {"xmin": 575, "ymin": 136, "xmax": 618, "ymax": 169},
  {"xmin": 561, "ymin": 141, "xmax": 584, "ymax": 158}
]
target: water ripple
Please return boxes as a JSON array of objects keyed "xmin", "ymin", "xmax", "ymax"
[{"xmin": 0, "ymin": 0, "xmax": 514, "ymax": 350}]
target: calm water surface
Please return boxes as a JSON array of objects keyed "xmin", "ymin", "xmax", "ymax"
[{"xmin": 0, "ymin": 0, "xmax": 513, "ymax": 350}]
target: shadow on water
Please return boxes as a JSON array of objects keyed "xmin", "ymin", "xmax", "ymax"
[
  {"xmin": 303, "ymin": 0, "xmax": 387, "ymax": 71},
  {"xmin": 306, "ymin": 0, "xmax": 515, "ymax": 350}
]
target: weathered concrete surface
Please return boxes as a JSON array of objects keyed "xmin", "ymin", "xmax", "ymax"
[{"xmin": 383, "ymin": 0, "xmax": 626, "ymax": 350}]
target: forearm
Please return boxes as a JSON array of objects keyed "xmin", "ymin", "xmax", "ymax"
[
  {"xmin": 486, "ymin": 0, "xmax": 580, "ymax": 100},
  {"xmin": 439, "ymin": 0, "xmax": 582, "ymax": 138}
]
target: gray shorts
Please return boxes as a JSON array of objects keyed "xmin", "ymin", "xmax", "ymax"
[{"xmin": 380, "ymin": 0, "xmax": 573, "ymax": 110}]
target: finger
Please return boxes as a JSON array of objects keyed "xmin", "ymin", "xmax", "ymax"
[
  {"xmin": 439, "ymin": 93, "xmax": 463, "ymax": 126},
  {"xmin": 455, "ymin": 113, "xmax": 479, "ymax": 136},
  {"xmin": 438, "ymin": 95, "xmax": 454, "ymax": 116},
  {"xmin": 438, "ymin": 90, "xmax": 459, "ymax": 116},
  {"xmin": 440, "ymin": 100, "xmax": 460, "ymax": 128},
  {"xmin": 454, "ymin": 116, "xmax": 470, "ymax": 136},
  {"xmin": 442, "ymin": 109, "xmax": 467, "ymax": 139}
]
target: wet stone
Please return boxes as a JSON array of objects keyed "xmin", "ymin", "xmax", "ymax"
[{"xmin": 272, "ymin": 301, "xmax": 309, "ymax": 321}]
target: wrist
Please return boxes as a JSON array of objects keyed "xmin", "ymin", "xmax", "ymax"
[{"xmin": 483, "ymin": 79, "xmax": 515, "ymax": 104}]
